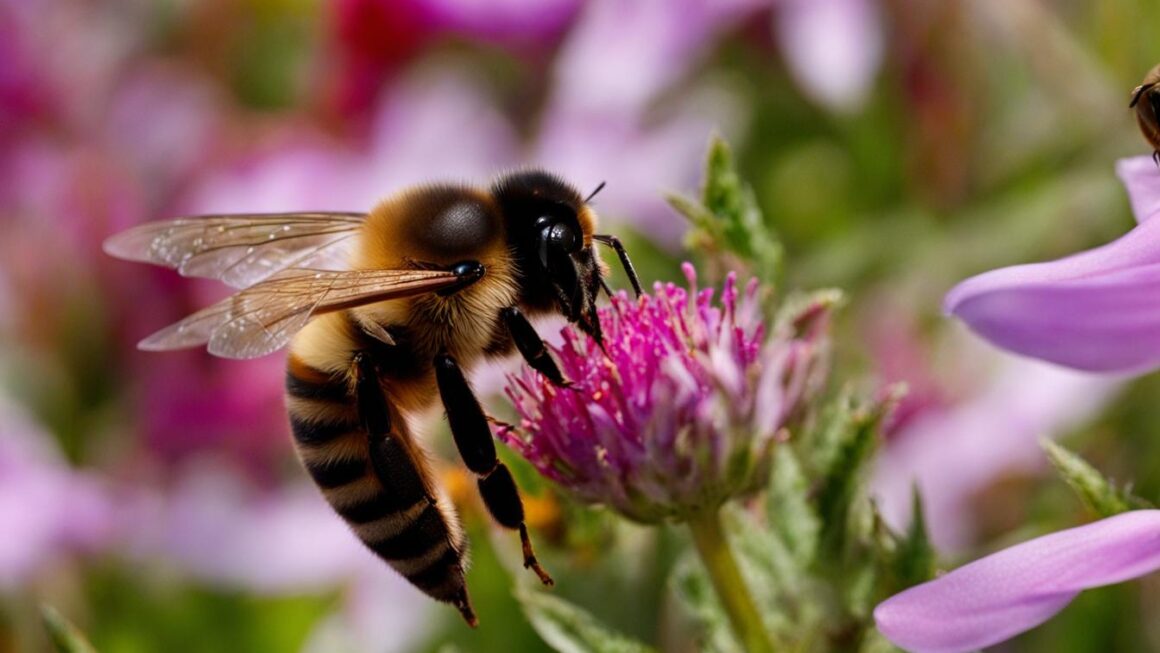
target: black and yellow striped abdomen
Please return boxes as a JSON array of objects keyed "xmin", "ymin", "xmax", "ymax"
[{"xmin": 284, "ymin": 353, "xmax": 473, "ymax": 619}]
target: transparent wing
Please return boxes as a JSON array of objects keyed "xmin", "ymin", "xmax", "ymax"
[
  {"xmin": 140, "ymin": 268, "xmax": 460, "ymax": 359},
  {"xmin": 103, "ymin": 213, "xmax": 366, "ymax": 288}
]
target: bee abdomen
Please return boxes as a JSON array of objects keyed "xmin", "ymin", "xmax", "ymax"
[{"xmin": 285, "ymin": 354, "xmax": 469, "ymax": 607}]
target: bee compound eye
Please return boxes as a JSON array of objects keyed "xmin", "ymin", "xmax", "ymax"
[{"xmin": 549, "ymin": 222, "xmax": 579, "ymax": 253}]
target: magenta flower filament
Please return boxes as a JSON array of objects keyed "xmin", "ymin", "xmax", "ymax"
[{"xmin": 502, "ymin": 263, "xmax": 828, "ymax": 523}]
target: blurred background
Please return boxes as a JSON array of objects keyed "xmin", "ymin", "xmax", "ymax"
[{"xmin": 3, "ymin": 0, "xmax": 1160, "ymax": 651}]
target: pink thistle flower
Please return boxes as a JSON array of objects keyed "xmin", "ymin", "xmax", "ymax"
[
  {"xmin": 874, "ymin": 510, "xmax": 1160, "ymax": 653},
  {"xmin": 501, "ymin": 264, "xmax": 831, "ymax": 522}
]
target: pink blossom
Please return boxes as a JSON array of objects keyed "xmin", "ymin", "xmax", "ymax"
[{"xmin": 502, "ymin": 264, "xmax": 831, "ymax": 522}]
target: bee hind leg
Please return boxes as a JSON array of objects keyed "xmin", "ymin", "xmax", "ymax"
[
  {"xmin": 352, "ymin": 352, "xmax": 478, "ymax": 627},
  {"xmin": 434, "ymin": 352, "xmax": 554, "ymax": 586},
  {"xmin": 501, "ymin": 306, "xmax": 571, "ymax": 388}
]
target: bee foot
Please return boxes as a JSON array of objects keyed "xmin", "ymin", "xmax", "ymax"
[
  {"xmin": 486, "ymin": 416, "xmax": 519, "ymax": 436},
  {"xmin": 520, "ymin": 524, "xmax": 555, "ymax": 586}
]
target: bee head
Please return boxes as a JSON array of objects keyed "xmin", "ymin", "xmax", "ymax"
[{"xmin": 493, "ymin": 170, "xmax": 606, "ymax": 345}]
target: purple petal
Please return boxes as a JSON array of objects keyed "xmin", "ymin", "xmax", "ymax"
[
  {"xmin": 1116, "ymin": 155, "xmax": 1160, "ymax": 224},
  {"xmin": 0, "ymin": 397, "xmax": 113, "ymax": 587},
  {"xmin": 872, "ymin": 353, "xmax": 1122, "ymax": 551},
  {"xmin": 945, "ymin": 217, "xmax": 1160, "ymax": 372},
  {"xmin": 875, "ymin": 510, "xmax": 1160, "ymax": 653},
  {"xmin": 774, "ymin": 0, "xmax": 884, "ymax": 113}
]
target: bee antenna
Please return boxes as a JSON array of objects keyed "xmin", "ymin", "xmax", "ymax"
[
  {"xmin": 584, "ymin": 181, "xmax": 607, "ymax": 204},
  {"xmin": 593, "ymin": 234, "xmax": 643, "ymax": 298}
]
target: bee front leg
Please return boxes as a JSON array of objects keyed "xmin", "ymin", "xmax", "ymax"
[
  {"xmin": 434, "ymin": 352, "xmax": 554, "ymax": 586},
  {"xmin": 501, "ymin": 307, "xmax": 570, "ymax": 387}
]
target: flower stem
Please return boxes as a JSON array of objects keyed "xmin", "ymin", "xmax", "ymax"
[{"xmin": 688, "ymin": 510, "xmax": 777, "ymax": 653}]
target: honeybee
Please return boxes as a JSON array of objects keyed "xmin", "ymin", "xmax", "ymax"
[
  {"xmin": 104, "ymin": 170, "xmax": 642, "ymax": 626},
  {"xmin": 1131, "ymin": 63, "xmax": 1160, "ymax": 162}
]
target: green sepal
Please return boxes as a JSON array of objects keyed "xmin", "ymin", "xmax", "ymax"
[
  {"xmin": 515, "ymin": 585, "xmax": 656, "ymax": 653},
  {"xmin": 671, "ymin": 509, "xmax": 800, "ymax": 653},
  {"xmin": 767, "ymin": 446, "xmax": 822, "ymax": 566},
  {"xmin": 883, "ymin": 486, "xmax": 936, "ymax": 591},
  {"xmin": 41, "ymin": 605, "xmax": 99, "ymax": 653},
  {"xmin": 815, "ymin": 398, "xmax": 889, "ymax": 559},
  {"xmin": 671, "ymin": 554, "xmax": 745, "ymax": 653},
  {"xmin": 1041, "ymin": 439, "xmax": 1153, "ymax": 517},
  {"xmin": 666, "ymin": 135, "xmax": 783, "ymax": 282}
]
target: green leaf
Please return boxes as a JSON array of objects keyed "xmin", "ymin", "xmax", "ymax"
[
  {"xmin": 1041, "ymin": 439, "xmax": 1152, "ymax": 517},
  {"xmin": 767, "ymin": 446, "xmax": 821, "ymax": 566},
  {"xmin": 722, "ymin": 509, "xmax": 805, "ymax": 638},
  {"xmin": 515, "ymin": 586, "xmax": 656, "ymax": 653},
  {"xmin": 666, "ymin": 135, "xmax": 783, "ymax": 282},
  {"xmin": 41, "ymin": 605, "xmax": 99, "ymax": 653},
  {"xmin": 859, "ymin": 629, "xmax": 906, "ymax": 653},
  {"xmin": 891, "ymin": 486, "xmax": 936, "ymax": 589},
  {"xmin": 815, "ymin": 398, "xmax": 892, "ymax": 560},
  {"xmin": 670, "ymin": 554, "xmax": 744, "ymax": 653},
  {"xmin": 801, "ymin": 394, "xmax": 856, "ymax": 475}
]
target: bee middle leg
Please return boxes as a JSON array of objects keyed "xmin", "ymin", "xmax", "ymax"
[
  {"xmin": 501, "ymin": 306, "xmax": 570, "ymax": 387},
  {"xmin": 434, "ymin": 352, "xmax": 554, "ymax": 586}
]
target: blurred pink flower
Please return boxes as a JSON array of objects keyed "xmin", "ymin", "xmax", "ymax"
[
  {"xmin": 872, "ymin": 344, "xmax": 1123, "ymax": 551},
  {"xmin": 124, "ymin": 464, "xmax": 434, "ymax": 652},
  {"xmin": 773, "ymin": 0, "xmax": 884, "ymax": 113},
  {"xmin": 945, "ymin": 156, "xmax": 1160, "ymax": 373},
  {"xmin": 0, "ymin": 396, "xmax": 113, "ymax": 587},
  {"xmin": 0, "ymin": 0, "xmax": 144, "ymax": 135},
  {"xmin": 861, "ymin": 295, "xmax": 948, "ymax": 437},
  {"xmin": 536, "ymin": 0, "xmax": 758, "ymax": 248},
  {"xmin": 132, "ymin": 465, "xmax": 371, "ymax": 592},
  {"xmin": 105, "ymin": 66, "xmax": 227, "ymax": 208},
  {"xmin": 186, "ymin": 70, "xmax": 519, "ymax": 214},
  {"xmin": 503, "ymin": 265, "xmax": 831, "ymax": 522},
  {"xmin": 875, "ymin": 510, "xmax": 1160, "ymax": 653},
  {"xmin": 547, "ymin": 0, "xmax": 760, "ymax": 118},
  {"xmin": 137, "ymin": 351, "xmax": 289, "ymax": 481},
  {"xmin": 0, "ymin": 52, "xmax": 281, "ymax": 475},
  {"xmin": 328, "ymin": 0, "xmax": 579, "ymax": 118},
  {"xmin": 422, "ymin": 0, "xmax": 579, "ymax": 42},
  {"xmin": 0, "ymin": 0, "xmax": 51, "ymax": 128},
  {"xmin": 303, "ymin": 571, "xmax": 437, "ymax": 653},
  {"xmin": 324, "ymin": 0, "xmax": 758, "ymax": 248}
]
